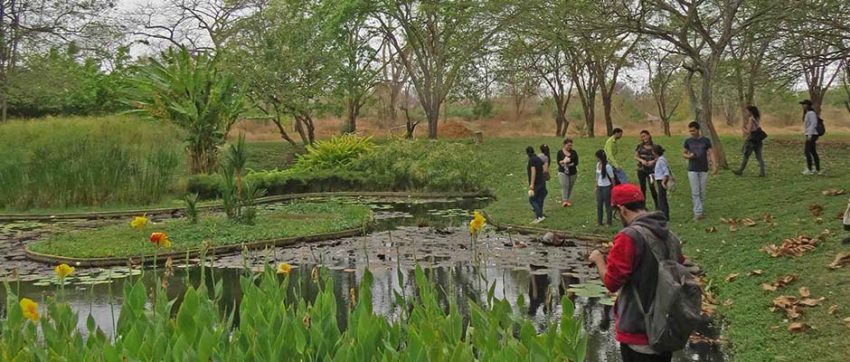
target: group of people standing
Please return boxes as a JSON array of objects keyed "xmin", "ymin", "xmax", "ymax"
[{"xmin": 526, "ymin": 99, "xmax": 827, "ymax": 226}]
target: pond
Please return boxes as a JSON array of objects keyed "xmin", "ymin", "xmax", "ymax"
[{"xmin": 0, "ymin": 197, "xmax": 725, "ymax": 361}]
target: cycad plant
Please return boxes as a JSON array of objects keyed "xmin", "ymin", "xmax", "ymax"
[{"xmin": 128, "ymin": 48, "xmax": 245, "ymax": 174}]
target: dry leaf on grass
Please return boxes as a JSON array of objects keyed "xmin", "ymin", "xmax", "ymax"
[
  {"xmin": 809, "ymin": 204, "xmax": 824, "ymax": 217},
  {"xmin": 748, "ymin": 269, "xmax": 764, "ymax": 276},
  {"xmin": 799, "ymin": 287, "xmax": 811, "ymax": 298},
  {"xmin": 688, "ymin": 332, "xmax": 726, "ymax": 346},
  {"xmin": 844, "ymin": 317, "xmax": 850, "ymax": 329},
  {"xmin": 725, "ymin": 273, "xmax": 739, "ymax": 283},
  {"xmin": 827, "ymin": 252, "xmax": 850, "ymax": 269},
  {"xmin": 762, "ymin": 283, "xmax": 778, "ymax": 292},
  {"xmin": 788, "ymin": 322, "xmax": 810, "ymax": 332},
  {"xmin": 723, "ymin": 299, "xmax": 734, "ymax": 307},
  {"xmin": 822, "ymin": 188, "xmax": 846, "ymax": 196},
  {"xmin": 828, "ymin": 305, "xmax": 838, "ymax": 315},
  {"xmin": 762, "ymin": 235, "xmax": 819, "ymax": 257},
  {"xmin": 741, "ymin": 218, "xmax": 757, "ymax": 226},
  {"xmin": 762, "ymin": 275, "xmax": 798, "ymax": 292},
  {"xmin": 705, "ymin": 226, "xmax": 717, "ymax": 233},
  {"xmin": 729, "ymin": 224, "xmax": 738, "ymax": 232},
  {"xmin": 772, "ymin": 296, "xmax": 798, "ymax": 309},
  {"xmin": 763, "ymin": 213, "xmax": 774, "ymax": 223},
  {"xmin": 798, "ymin": 298, "xmax": 825, "ymax": 307}
]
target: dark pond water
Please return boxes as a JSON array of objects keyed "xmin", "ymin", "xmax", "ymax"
[{"xmin": 0, "ymin": 197, "xmax": 725, "ymax": 361}]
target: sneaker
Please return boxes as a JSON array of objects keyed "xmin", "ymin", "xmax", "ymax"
[
  {"xmin": 802, "ymin": 169, "xmax": 814, "ymax": 175},
  {"xmin": 530, "ymin": 217, "xmax": 542, "ymax": 224},
  {"xmin": 537, "ymin": 216, "xmax": 546, "ymax": 223}
]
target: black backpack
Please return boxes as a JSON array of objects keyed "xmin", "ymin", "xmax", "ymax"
[{"xmin": 816, "ymin": 117, "xmax": 826, "ymax": 136}]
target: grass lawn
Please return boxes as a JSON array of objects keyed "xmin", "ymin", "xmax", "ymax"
[
  {"xmin": 28, "ymin": 202, "xmax": 371, "ymax": 259},
  {"xmin": 478, "ymin": 134, "xmax": 850, "ymax": 362}
]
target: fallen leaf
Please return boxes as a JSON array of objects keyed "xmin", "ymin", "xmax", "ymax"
[
  {"xmin": 822, "ymin": 188, "xmax": 846, "ymax": 196},
  {"xmin": 729, "ymin": 224, "xmax": 738, "ymax": 232},
  {"xmin": 705, "ymin": 226, "xmax": 717, "ymax": 233},
  {"xmin": 723, "ymin": 299, "xmax": 734, "ymax": 306},
  {"xmin": 788, "ymin": 322, "xmax": 810, "ymax": 332},
  {"xmin": 798, "ymin": 297, "xmax": 825, "ymax": 307},
  {"xmin": 816, "ymin": 217, "xmax": 823, "ymax": 224},
  {"xmin": 827, "ymin": 252, "xmax": 850, "ymax": 269},
  {"xmin": 828, "ymin": 305, "xmax": 838, "ymax": 315},
  {"xmin": 844, "ymin": 317, "xmax": 850, "ymax": 329},
  {"xmin": 762, "ymin": 283, "xmax": 778, "ymax": 292},
  {"xmin": 742, "ymin": 218, "xmax": 757, "ymax": 226},
  {"xmin": 809, "ymin": 204, "xmax": 824, "ymax": 217},
  {"xmin": 786, "ymin": 305, "xmax": 803, "ymax": 320},
  {"xmin": 748, "ymin": 269, "xmax": 764, "ymax": 276},
  {"xmin": 799, "ymin": 287, "xmax": 811, "ymax": 298},
  {"xmin": 725, "ymin": 273, "xmax": 739, "ymax": 283},
  {"xmin": 772, "ymin": 296, "xmax": 798, "ymax": 309},
  {"xmin": 762, "ymin": 236, "xmax": 819, "ymax": 257},
  {"xmin": 763, "ymin": 213, "xmax": 774, "ymax": 223}
]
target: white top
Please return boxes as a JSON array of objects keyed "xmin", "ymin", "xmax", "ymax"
[
  {"xmin": 654, "ymin": 155, "xmax": 670, "ymax": 180},
  {"xmin": 596, "ymin": 162, "xmax": 615, "ymax": 187},
  {"xmin": 803, "ymin": 110, "xmax": 818, "ymax": 136}
]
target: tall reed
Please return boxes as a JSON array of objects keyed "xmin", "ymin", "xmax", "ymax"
[{"xmin": 0, "ymin": 115, "xmax": 185, "ymax": 210}]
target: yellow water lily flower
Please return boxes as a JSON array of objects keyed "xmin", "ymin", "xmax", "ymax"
[
  {"xmin": 130, "ymin": 215, "xmax": 149, "ymax": 230},
  {"xmin": 54, "ymin": 264, "xmax": 74, "ymax": 279},
  {"xmin": 469, "ymin": 211, "xmax": 486, "ymax": 236},
  {"xmin": 277, "ymin": 262, "xmax": 292, "ymax": 275},
  {"xmin": 20, "ymin": 298, "xmax": 39, "ymax": 322}
]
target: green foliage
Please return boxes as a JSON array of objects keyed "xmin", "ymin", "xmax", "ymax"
[
  {"xmin": 294, "ymin": 134, "xmax": 375, "ymax": 171},
  {"xmin": 0, "ymin": 116, "xmax": 184, "ymax": 210},
  {"xmin": 0, "ymin": 265, "xmax": 587, "ymax": 361},
  {"xmin": 183, "ymin": 193, "xmax": 200, "ymax": 224},
  {"xmin": 28, "ymin": 201, "xmax": 371, "ymax": 259},
  {"xmin": 127, "ymin": 48, "xmax": 245, "ymax": 174},
  {"xmin": 220, "ymin": 133, "xmax": 265, "ymax": 224}
]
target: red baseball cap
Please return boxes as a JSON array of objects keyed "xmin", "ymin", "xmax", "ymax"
[{"xmin": 611, "ymin": 183, "xmax": 645, "ymax": 206}]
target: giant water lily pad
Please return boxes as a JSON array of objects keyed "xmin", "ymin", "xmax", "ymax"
[{"xmin": 567, "ymin": 281, "xmax": 611, "ymax": 299}]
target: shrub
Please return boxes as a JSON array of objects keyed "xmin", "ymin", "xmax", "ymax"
[{"xmin": 293, "ymin": 134, "xmax": 374, "ymax": 171}]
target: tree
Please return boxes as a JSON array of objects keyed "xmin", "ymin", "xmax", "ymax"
[
  {"xmin": 229, "ymin": 0, "xmax": 332, "ymax": 146},
  {"xmin": 497, "ymin": 38, "xmax": 539, "ymax": 122},
  {"xmin": 322, "ymin": 0, "xmax": 382, "ymax": 134},
  {"xmin": 0, "ymin": 0, "xmax": 115, "ymax": 121},
  {"xmin": 639, "ymin": 45, "xmax": 681, "ymax": 136},
  {"xmin": 375, "ymin": 0, "xmax": 514, "ymax": 139},
  {"xmin": 128, "ymin": 48, "xmax": 245, "ymax": 174},
  {"xmin": 618, "ymin": 0, "xmax": 776, "ymax": 169}
]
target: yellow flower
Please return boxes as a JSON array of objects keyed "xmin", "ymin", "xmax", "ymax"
[
  {"xmin": 20, "ymin": 298, "xmax": 39, "ymax": 322},
  {"xmin": 469, "ymin": 211, "xmax": 486, "ymax": 236},
  {"xmin": 130, "ymin": 215, "xmax": 149, "ymax": 230},
  {"xmin": 277, "ymin": 262, "xmax": 292, "ymax": 275},
  {"xmin": 54, "ymin": 264, "xmax": 74, "ymax": 279}
]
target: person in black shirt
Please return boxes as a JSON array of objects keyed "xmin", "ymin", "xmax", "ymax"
[
  {"xmin": 634, "ymin": 130, "xmax": 659, "ymax": 208},
  {"xmin": 527, "ymin": 146, "xmax": 547, "ymax": 223},
  {"xmin": 556, "ymin": 138, "xmax": 579, "ymax": 207}
]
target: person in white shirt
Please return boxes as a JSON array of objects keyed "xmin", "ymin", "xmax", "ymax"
[
  {"xmin": 595, "ymin": 149, "xmax": 616, "ymax": 226},
  {"xmin": 653, "ymin": 145, "xmax": 672, "ymax": 220}
]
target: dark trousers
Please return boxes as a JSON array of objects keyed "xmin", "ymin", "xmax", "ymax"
[
  {"xmin": 596, "ymin": 185, "xmax": 612, "ymax": 226},
  {"xmin": 637, "ymin": 169, "xmax": 658, "ymax": 207},
  {"xmin": 529, "ymin": 186, "xmax": 547, "ymax": 218},
  {"xmin": 804, "ymin": 135, "xmax": 820, "ymax": 171},
  {"xmin": 620, "ymin": 344, "xmax": 672, "ymax": 362},
  {"xmin": 738, "ymin": 140, "xmax": 765, "ymax": 176},
  {"xmin": 656, "ymin": 180, "xmax": 669, "ymax": 221}
]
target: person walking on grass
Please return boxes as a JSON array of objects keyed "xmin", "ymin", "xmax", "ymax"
[
  {"xmin": 557, "ymin": 139, "xmax": 579, "ymax": 207},
  {"xmin": 539, "ymin": 144, "xmax": 552, "ymax": 182},
  {"xmin": 589, "ymin": 183, "xmax": 697, "ymax": 362},
  {"xmin": 634, "ymin": 130, "xmax": 659, "ymax": 208},
  {"xmin": 527, "ymin": 146, "xmax": 547, "ymax": 224},
  {"xmin": 683, "ymin": 121, "xmax": 717, "ymax": 221},
  {"xmin": 653, "ymin": 145, "xmax": 672, "ymax": 221},
  {"xmin": 604, "ymin": 128, "xmax": 628, "ymax": 183},
  {"xmin": 595, "ymin": 150, "xmax": 616, "ymax": 227},
  {"xmin": 800, "ymin": 99, "xmax": 822, "ymax": 175},
  {"xmin": 732, "ymin": 106, "xmax": 766, "ymax": 177}
]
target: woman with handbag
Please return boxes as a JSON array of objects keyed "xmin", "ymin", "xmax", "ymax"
[{"xmin": 732, "ymin": 105, "xmax": 766, "ymax": 177}]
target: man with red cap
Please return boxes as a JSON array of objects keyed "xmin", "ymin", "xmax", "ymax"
[{"xmin": 588, "ymin": 183, "xmax": 687, "ymax": 362}]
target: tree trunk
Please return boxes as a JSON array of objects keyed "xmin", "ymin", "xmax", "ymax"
[
  {"xmin": 601, "ymin": 91, "xmax": 614, "ymax": 136},
  {"xmin": 427, "ymin": 107, "xmax": 439, "ymax": 139},
  {"xmin": 345, "ymin": 99, "xmax": 359, "ymax": 134},
  {"xmin": 699, "ymin": 69, "xmax": 728, "ymax": 169},
  {"xmin": 584, "ymin": 103, "xmax": 595, "ymax": 138},
  {"xmin": 662, "ymin": 116, "xmax": 671, "ymax": 137},
  {"xmin": 272, "ymin": 117, "xmax": 298, "ymax": 147}
]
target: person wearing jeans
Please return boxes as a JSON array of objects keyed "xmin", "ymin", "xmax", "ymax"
[
  {"xmin": 653, "ymin": 145, "xmax": 671, "ymax": 221},
  {"xmin": 557, "ymin": 138, "xmax": 579, "ymax": 207},
  {"xmin": 526, "ymin": 146, "xmax": 547, "ymax": 223},
  {"xmin": 683, "ymin": 121, "xmax": 717, "ymax": 220},
  {"xmin": 604, "ymin": 128, "xmax": 628, "ymax": 183},
  {"xmin": 732, "ymin": 106, "xmax": 766, "ymax": 177},
  {"xmin": 634, "ymin": 130, "xmax": 659, "ymax": 208},
  {"xmin": 800, "ymin": 99, "xmax": 822, "ymax": 175},
  {"xmin": 595, "ymin": 149, "xmax": 615, "ymax": 226}
]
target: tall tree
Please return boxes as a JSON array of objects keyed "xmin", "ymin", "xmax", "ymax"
[
  {"xmin": 618, "ymin": 0, "xmax": 776, "ymax": 169},
  {"xmin": 639, "ymin": 44, "xmax": 682, "ymax": 136},
  {"xmin": 0, "ymin": 0, "xmax": 114, "ymax": 121},
  {"xmin": 375, "ymin": 0, "xmax": 514, "ymax": 138}
]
